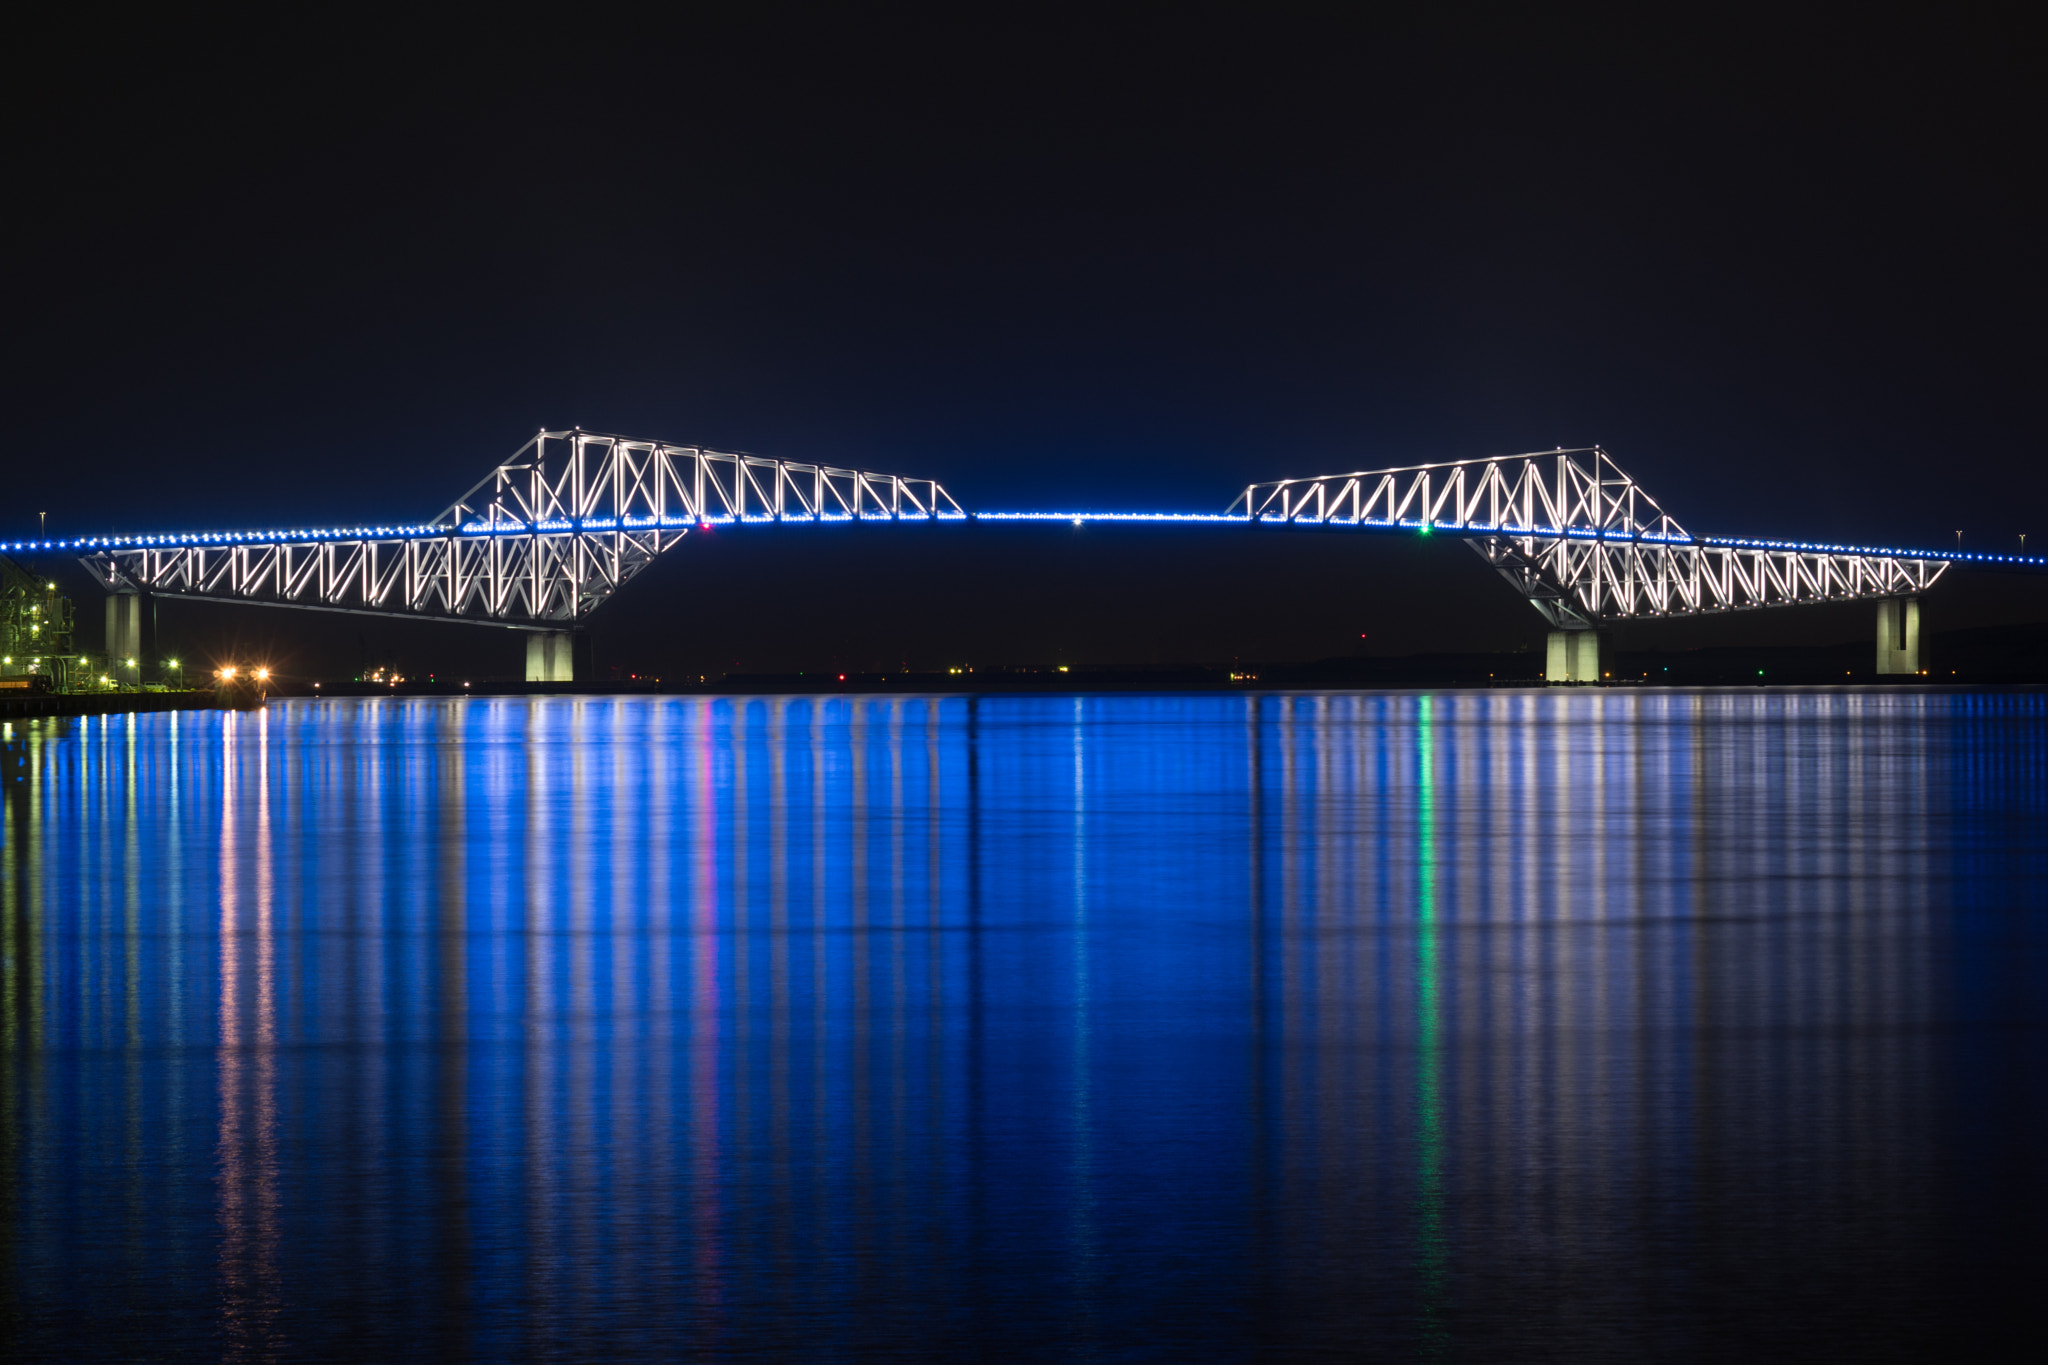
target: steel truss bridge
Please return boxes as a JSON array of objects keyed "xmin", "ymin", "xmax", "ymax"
[
  {"xmin": 1226, "ymin": 448, "xmax": 1963, "ymax": 630},
  {"xmin": 60, "ymin": 431, "xmax": 961, "ymax": 633},
  {"xmin": 9, "ymin": 433, "xmax": 2039, "ymax": 680}
]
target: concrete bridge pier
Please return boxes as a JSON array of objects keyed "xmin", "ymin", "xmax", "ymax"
[
  {"xmin": 525, "ymin": 630, "xmax": 578, "ymax": 682},
  {"xmin": 1876, "ymin": 597, "xmax": 1921, "ymax": 675},
  {"xmin": 104, "ymin": 591, "xmax": 142, "ymax": 678},
  {"xmin": 1545, "ymin": 629, "xmax": 1602, "ymax": 684}
]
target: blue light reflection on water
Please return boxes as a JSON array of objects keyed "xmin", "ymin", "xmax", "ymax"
[{"xmin": 3, "ymin": 690, "xmax": 2046, "ymax": 1361}]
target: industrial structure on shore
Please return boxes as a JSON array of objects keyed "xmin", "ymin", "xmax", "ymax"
[{"xmin": 0, "ymin": 554, "xmax": 77, "ymax": 691}]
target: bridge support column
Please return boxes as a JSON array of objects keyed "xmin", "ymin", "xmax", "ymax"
[
  {"xmin": 1876, "ymin": 597, "xmax": 1921, "ymax": 675},
  {"xmin": 104, "ymin": 592, "xmax": 141, "ymax": 675},
  {"xmin": 526, "ymin": 630, "xmax": 576, "ymax": 682},
  {"xmin": 1545, "ymin": 629, "xmax": 1602, "ymax": 684}
]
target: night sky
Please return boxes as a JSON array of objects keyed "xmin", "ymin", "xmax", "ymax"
[{"xmin": 8, "ymin": 8, "xmax": 2044, "ymax": 676}]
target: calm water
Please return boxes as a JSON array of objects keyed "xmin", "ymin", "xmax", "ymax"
[{"xmin": 3, "ymin": 690, "xmax": 2046, "ymax": 1361}]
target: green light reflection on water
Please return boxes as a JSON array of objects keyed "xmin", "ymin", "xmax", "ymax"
[{"xmin": 1414, "ymin": 694, "xmax": 1448, "ymax": 1356}]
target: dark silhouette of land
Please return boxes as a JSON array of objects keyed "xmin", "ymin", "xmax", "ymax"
[{"xmin": 271, "ymin": 621, "xmax": 2048, "ymax": 696}]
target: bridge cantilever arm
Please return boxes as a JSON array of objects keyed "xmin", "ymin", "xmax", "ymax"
[
  {"xmin": 78, "ymin": 552, "xmax": 139, "ymax": 594},
  {"xmin": 56, "ymin": 430, "xmax": 962, "ymax": 630},
  {"xmin": 1229, "ymin": 448, "xmax": 1992, "ymax": 624}
]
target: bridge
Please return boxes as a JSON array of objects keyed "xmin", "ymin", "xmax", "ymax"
[{"xmin": 10, "ymin": 431, "xmax": 2041, "ymax": 684}]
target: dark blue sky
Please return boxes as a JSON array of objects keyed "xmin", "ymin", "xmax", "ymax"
[{"xmin": 7, "ymin": 6, "xmax": 2044, "ymax": 667}]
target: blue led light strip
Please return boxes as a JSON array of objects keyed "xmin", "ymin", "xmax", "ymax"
[
  {"xmin": 11, "ymin": 512, "xmax": 2046, "ymax": 570},
  {"xmin": 974, "ymin": 512, "xmax": 1252, "ymax": 523},
  {"xmin": 974, "ymin": 514, "xmax": 2048, "ymax": 567}
]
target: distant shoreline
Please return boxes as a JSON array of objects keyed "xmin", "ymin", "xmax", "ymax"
[{"xmin": 273, "ymin": 676, "xmax": 2048, "ymax": 700}]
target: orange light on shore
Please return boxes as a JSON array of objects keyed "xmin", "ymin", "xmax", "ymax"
[
  {"xmin": 219, "ymin": 666, "xmax": 237, "ymax": 681},
  {"xmin": 254, "ymin": 667, "xmax": 270, "ymax": 681}
]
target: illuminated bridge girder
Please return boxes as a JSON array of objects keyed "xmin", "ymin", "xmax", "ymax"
[
  {"xmin": 1468, "ymin": 533, "xmax": 1950, "ymax": 629},
  {"xmin": 77, "ymin": 430, "xmax": 963, "ymax": 628},
  {"xmin": 50, "ymin": 437, "xmax": 2009, "ymax": 638},
  {"xmin": 1236, "ymin": 447, "xmax": 1953, "ymax": 626}
]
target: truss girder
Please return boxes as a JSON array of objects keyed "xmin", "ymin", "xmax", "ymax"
[
  {"xmin": 437, "ymin": 429, "xmax": 961, "ymax": 532},
  {"xmin": 78, "ymin": 528, "xmax": 688, "ymax": 627},
  {"xmin": 1240, "ymin": 447, "xmax": 1951, "ymax": 625},
  {"xmin": 1233, "ymin": 447, "xmax": 1689, "ymax": 541},
  {"xmin": 1464, "ymin": 536, "xmax": 1948, "ymax": 627},
  {"xmin": 77, "ymin": 430, "xmax": 962, "ymax": 628}
]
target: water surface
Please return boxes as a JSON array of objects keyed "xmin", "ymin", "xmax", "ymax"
[{"xmin": 4, "ymin": 690, "xmax": 2045, "ymax": 1360}]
